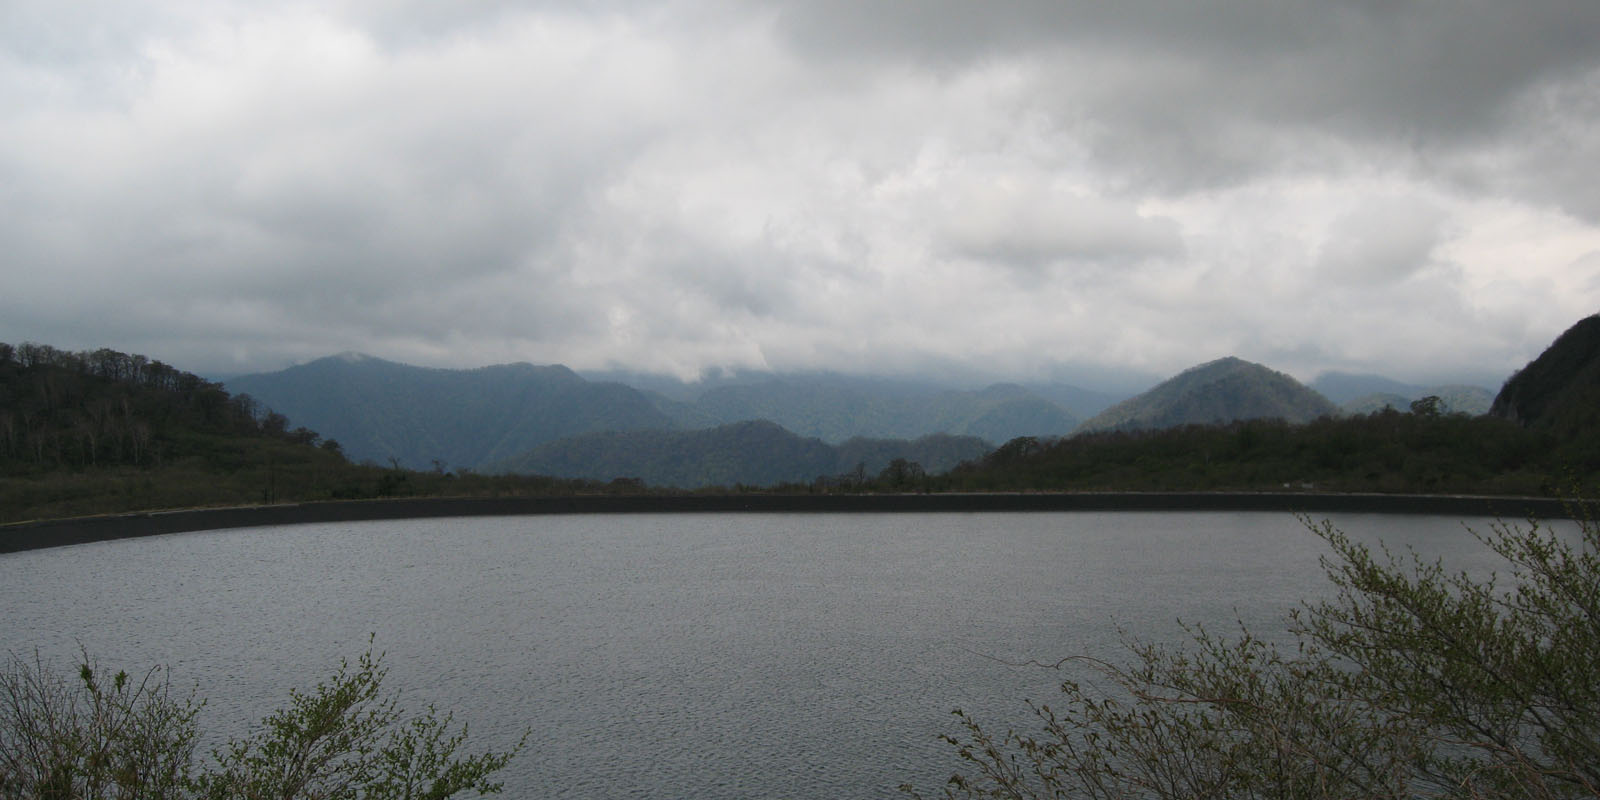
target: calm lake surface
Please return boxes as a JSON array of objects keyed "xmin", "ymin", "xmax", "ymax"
[{"xmin": 0, "ymin": 511, "xmax": 1512, "ymax": 798}]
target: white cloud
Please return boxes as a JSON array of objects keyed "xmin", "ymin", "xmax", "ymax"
[{"xmin": 1, "ymin": 0, "xmax": 1598, "ymax": 388}]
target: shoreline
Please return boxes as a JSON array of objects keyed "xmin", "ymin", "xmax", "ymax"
[{"xmin": 1, "ymin": 492, "xmax": 1589, "ymax": 554}]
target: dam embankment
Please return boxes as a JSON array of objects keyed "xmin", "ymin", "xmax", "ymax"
[{"xmin": 1, "ymin": 492, "xmax": 1588, "ymax": 554}]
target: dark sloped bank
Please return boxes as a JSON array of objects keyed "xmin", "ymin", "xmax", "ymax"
[{"xmin": 2, "ymin": 493, "xmax": 1591, "ymax": 554}]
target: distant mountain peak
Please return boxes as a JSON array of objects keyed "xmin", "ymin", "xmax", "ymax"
[
  {"xmin": 1077, "ymin": 356, "xmax": 1336, "ymax": 433},
  {"xmin": 333, "ymin": 351, "xmax": 372, "ymax": 363}
]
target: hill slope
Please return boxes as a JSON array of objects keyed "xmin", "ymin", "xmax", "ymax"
[
  {"xmin": 1490, "ymin": 314, "xmax": 1600, "ymax": 436},
  {"xmin": 225, "ymin": 354, "xmax": 674, "ymax": 470},
  {"xmin": 1077, "ymin": 357, "xmax": 1338, "ymax": 433},
  {"xmin": 0, "ymin": 342, "xmax": 360, "ymax": 521}
]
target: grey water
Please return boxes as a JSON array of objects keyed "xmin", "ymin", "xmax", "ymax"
[{"xmin": 0, "ymin": 511, "xmax": 1512, "ymax": 798}]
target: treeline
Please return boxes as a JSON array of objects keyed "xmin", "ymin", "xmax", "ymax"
[
  {"xmin": 0, "ymin": 342, "xmax": 679, "ymax": 524},
  {"xmin": 0, "ymin": 341, "xmax": 332, "ymax": 470},
  {"xmin": 853, "ymin": 408, "xmax": 1579, "ymax": 496}
]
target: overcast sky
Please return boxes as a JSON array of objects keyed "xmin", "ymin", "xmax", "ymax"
[{"xmin": 3, "ymin": 0, "xmax": 1598, "ymax": 388}]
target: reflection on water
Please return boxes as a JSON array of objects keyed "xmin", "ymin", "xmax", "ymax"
[{"xmin": 0, "ymin": 511, "xmax": 1506, "ymax": 798}]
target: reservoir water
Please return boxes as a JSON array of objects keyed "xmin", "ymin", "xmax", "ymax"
[{"xmin": 0, "ymin": 511, "xmax": 1510, "ymax": 798}]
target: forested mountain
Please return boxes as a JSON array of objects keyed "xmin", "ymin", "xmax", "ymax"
[
  {"xmin": 1491, "ymin": 314, "xmax": 1600, "ymax": 437},
  {"xmin": 1311, "ymin": 372, "xmax": 1494, "ymax": 415},
  {"xmin": 483, "ymin": 420, "xmax": 991, "ymax": 488},
  {"xmin": 226, "ymin": 354, "xmax": 674, "ymax": 470},
  {"xmin": 1077, "ymin": 357, "xmax": 1339, "ymax": 433}
]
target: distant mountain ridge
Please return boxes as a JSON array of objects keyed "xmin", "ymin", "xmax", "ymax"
[
  {"xmin": 228, "ymin": 357, "xmax": 1109, "ymax": 471},
  {"xmin": 658, "ymin": 377, "xmax": 1084, "ymax": 444},
  {"xmin": 227, "ymin": 350, "xmax": 1499, "ymax": 477},
  {"xmin": 1077, "ymin": 357, "xmax": 1339, "ymax": 433},
  {"xmin": 225, "ymin": 354, "xmax": 674, "ymax": 470},
  {"xmin": 482, "ymin": 420, "xmax": 991, "ymax": 488}
]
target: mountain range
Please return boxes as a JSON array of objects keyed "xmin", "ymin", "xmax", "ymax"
[
  {"xmin": 482, "ymin": 421, "xmax": 990, "ymax": 488},
  {"xmin": 225, "ymin": 353, "xmax": 674, "ymax": 472},
  {"xmin": 5, "ymin": 316, "xmax": 1594, "ymax": 521},
  {"xmin": 225, "ymin": 350, "xmax": 1503, "ymax": 487},
  {"xmin": 225, "ymin": 357, "xmax": 1115, "ymax": 472}
]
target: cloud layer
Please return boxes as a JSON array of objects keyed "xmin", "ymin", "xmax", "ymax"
[{"xmin": 3, "ymin": 0, "xmax": 1598, "ymax": 386}]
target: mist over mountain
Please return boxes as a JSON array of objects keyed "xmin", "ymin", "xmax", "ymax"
[
  {"xmin": 1311, "ymin": 372, "xmax": 1495, "ymax": 415},
  {"xmin": 1077, "ymin": 357, "xmax": 1339, "ymax": 433}
]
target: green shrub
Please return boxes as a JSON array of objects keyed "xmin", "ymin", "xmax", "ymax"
[
  {"xmin": 0, "ymin": 642, "xmax": 524, "ymax": 800},
  {"xmin": 911, "ymin": 510, "xmax": 1600, "ymax": 799}
]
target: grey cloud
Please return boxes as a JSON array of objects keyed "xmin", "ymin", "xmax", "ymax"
[
  {"xmin": 1314, "ymin": 198, "xmax": 1446, "ymax": 284},
  {"xmin": 940, "ymin": 186, "xmax": 1183, "ymax": 268},
  {"xmin": 764, "ymin": 0, "xmax": 1600, "ymax": 134},
  {"xmin": 1, "ymin": 0, "xmax": 1596, "ymax": 385},
  {"xmin": 764, "ymin": 0, "xmax": 1600, "ymax": 211}
]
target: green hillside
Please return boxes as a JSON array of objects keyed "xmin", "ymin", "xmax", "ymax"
[
  {"xmin": 1491, "ymin": 314, "xmax": 1600, "ymax": 435},
  {"xmin": 0, "ymin": 342, "xmax": 351, "ymax": 521}
]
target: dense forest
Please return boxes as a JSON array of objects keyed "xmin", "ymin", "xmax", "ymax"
[
  {"xmin": 882, "ymin": 409, "xmax": 1563, "ymax": 496},
  {"xmin": 0, "ymin": 342, "xmax": 332, "ymax": 469}
]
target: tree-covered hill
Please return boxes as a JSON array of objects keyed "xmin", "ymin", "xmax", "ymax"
[
  {"xmin": 0, "ymin": 342, "xmax": 335, "ymax": 471},
  {"xmin": 0, "ymin": 342, "xmax": 354, "ymax": 521},
  {"xmin": 1491, "ymin": 313, "xmax": 1600, "ymax": 438},
  {"xmin": 1076, "ymin": 357, "xmax": 1339, "ymax": 433},
  {"xmin": 923, "ymin": 411, "xmax": 1555, "ymax": 496}
]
